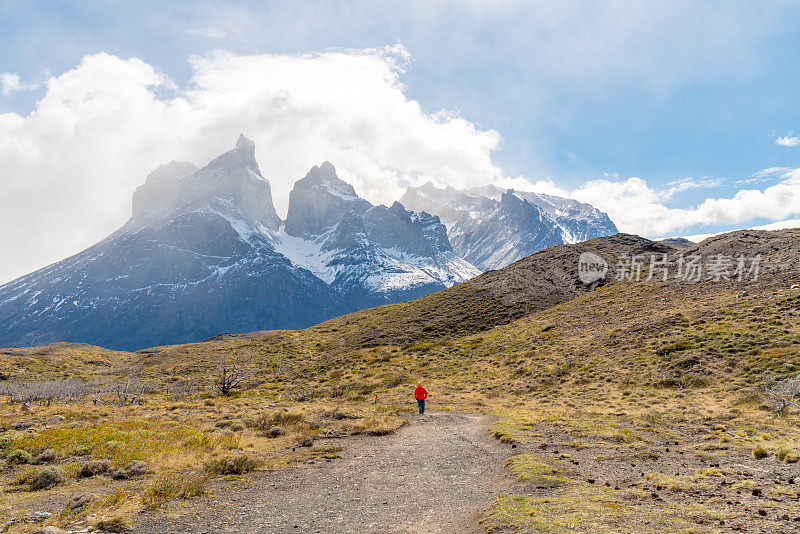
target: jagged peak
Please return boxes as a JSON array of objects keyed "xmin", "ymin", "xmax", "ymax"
[
  {"xmin": 236, "ymin": 133, "xmax": 255, "ymax": 153},
  {"xmin": 319, "ymin": 160, "xmax": 336, "ymax": 174},
  {"xmin": 388, "ymin": 201, "xmax": 411, "ymax": 217},
  {"xmin": 294, "ymin": 161, "xmax": 360, "ymax": 200},
  {"xmin": 205, "ymin": 134, "xmax": 260, "ymax": 173}
]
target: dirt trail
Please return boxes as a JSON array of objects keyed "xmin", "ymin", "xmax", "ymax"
[{"xmin": 134, "ymin": 412, "xmax": 512, "ymax": 534}]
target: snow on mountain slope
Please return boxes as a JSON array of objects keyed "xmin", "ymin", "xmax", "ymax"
[
  {"xmin": 0, "ymin": 134, "xmax": 616, "ymax": 350},
  {"xmin": 278, "ymin": 166, "xmax": 479, "ymax": 305},
  {"xmin": 400, "ymin": 182, "xmax": 618, "ymax": 270}
]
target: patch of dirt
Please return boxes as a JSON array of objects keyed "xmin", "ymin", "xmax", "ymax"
[{"xmin": 133, "ymin": 412, "xmax": 513, "ymax": 534}]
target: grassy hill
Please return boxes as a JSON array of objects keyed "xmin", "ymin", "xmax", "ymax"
[{"xmin": 2, "ymin": 230, "xmax": 800, "ymax": 532}]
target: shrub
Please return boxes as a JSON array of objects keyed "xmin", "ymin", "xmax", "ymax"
[
  {"xmin": 14, "ymin": 467, "xmax": 38, "ymax": 486},
  {"xmin": 77, "ymin": 459, "xmax": 111, "ymax": 478},
  {"xmin": 252, "ymin": 410, "xmax": 304, "ymax": 430},
  {"xmin": 124, "ymin": 460, "xmax": 148, "ymax": 477},
  {"xmin": 0, "ymin": 433, "xmax": 15, "ymax": 449},
  {"xmin": 752, "ymin": 443, "xmax": 769, "ymax": 459},
  {"xmin": 266, "ymin": 426, "xmax": 286, "ymax": 438},
  {"xmin": 204, "ymin": 454, "xmax": 260, "ymax": 475},
  {"xmin": 31, "ymin": 466, "xmax": 66, "ymax": 490},
  {"xmin": 34, "ymin": 448, "xmax": 57, "ymax": 464},
  {"xmin": 229, "ymin": 420, "xmax": 245, "ymax": 432},
  {"xmin": 7, "ymin": 449, "xmax": 32, "ymax": 465}
]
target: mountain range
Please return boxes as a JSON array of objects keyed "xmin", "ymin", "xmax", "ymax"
[{"xmin": 0, "ymin": 135, "xmax": 617, "ymax": 350}]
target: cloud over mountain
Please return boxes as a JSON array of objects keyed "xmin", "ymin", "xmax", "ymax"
[{"xmin": 0, "ymin": 47, "xmax": 501, "ymax": 283}]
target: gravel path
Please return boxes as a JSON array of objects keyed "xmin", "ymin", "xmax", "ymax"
[{"xmin": 134, "ymin": 411, "xmax": 511, "ymax": 534}]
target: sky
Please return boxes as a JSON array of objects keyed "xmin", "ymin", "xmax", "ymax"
[{"xmin": 2, "ymin": 1, "xmax": 800, "ymax": 283}]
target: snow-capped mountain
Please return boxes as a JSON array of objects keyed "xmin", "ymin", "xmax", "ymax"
[
  {"xmin": 0, "ymin": 135, "xmax": 347, "ymax": 350},
  {"xmin": 275, "ymin": 162, "xmax": 479, "ymax": 309},
  {"xmin": 399, "ymin": 182, "xmax": 618, "ymax": 271},
  {"xmin": 0, "ymin": 136, "xmax": 617, "ymax": 350},
  {"xmin": 0, "ymin": 137, "xmax": 476, "ymax": 350}
]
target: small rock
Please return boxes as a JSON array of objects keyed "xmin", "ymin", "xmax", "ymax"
[
  {"xmin": 758, "ymin": 509, "xmax": 767, "ymax": 517},
  {"xmin": 752, "ymin": 488, "xmax": 762, "ymax": 497}
]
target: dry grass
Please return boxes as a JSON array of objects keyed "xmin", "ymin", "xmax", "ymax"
[{"xmin": 3, "ymin": 265, "xmax": 800, "ymax": 531}]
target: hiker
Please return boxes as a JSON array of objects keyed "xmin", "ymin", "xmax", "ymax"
[{"xmin": 414, "ymin": 383, "xmax": 428, "ymax": 414}]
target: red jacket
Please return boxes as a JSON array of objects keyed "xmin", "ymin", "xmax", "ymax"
[{"xmin": 414, "ymin": 385, "xmax": 428, "ymax": 400}]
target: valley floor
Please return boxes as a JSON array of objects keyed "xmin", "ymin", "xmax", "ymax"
[{"xmin": 133, "ymin": 411, "xmax": 511, "ymax": 534}]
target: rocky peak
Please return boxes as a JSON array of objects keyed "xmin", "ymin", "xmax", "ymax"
[
  {"xmin": 204, "ymin": 133, "xmax": 260, "ymax": 173},
  {"xmin": 130, "ymin": 135, "xmax": 281, "ymax": 231},
  {"xmin": 285, "ymin": 162, "xmax": 371, "ymax": 237},
  {"xmin": 363, "ymin": 202, "xmax": 452, "ymax": 257}
]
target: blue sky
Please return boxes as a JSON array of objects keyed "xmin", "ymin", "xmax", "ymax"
[{"xmin": 2, "ymin": 1, "xmax": 800, "ymax": 282}]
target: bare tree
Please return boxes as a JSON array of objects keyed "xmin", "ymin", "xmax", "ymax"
[
  {"xmin": 114, "ymin": 364, "xmax": 151, "ymax": 406},
  {"xmin": 762, "ymin": 375, "xmax": 800, "ymax": 417},
  {"xmin": 216, "ymin": 349, "xmax": 254, "ymax": 396}
]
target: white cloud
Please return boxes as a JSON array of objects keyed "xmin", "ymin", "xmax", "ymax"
[
  {"xmin": 0, "ymin": 48, "xmax": 502, "ymax": 283},
  {"xmin": 563, "ymin": 169, "xmax": 800, "ymax": 237},
  {"xmin": 663, "ymin": 176, "xmax": 722, "ymax": 198},
  {"xmin": 0, "ymin": 73, "xmax": 39, "ymax": 97},
  {"xmin": 682, "ymin": 219, "xmax": 800, "ymax": 243},
  {"xmin": 776, "ymin": 135, "xmax": 800, "ymax": 147}
]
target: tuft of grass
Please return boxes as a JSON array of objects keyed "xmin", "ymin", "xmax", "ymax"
[
  {"xmin": 204, "ymin": 454, "xmax": 260, "ymax": 476},
  {"xmin": 352, "ymin": 414, "xmax": 404, "ymax": 436},
  {"xmin": 752, "ymin": 443, "xmax": 769, "ymax": 459},
  {"xmin": 141, "ymin": 471, "xmax": 207, "ymax": 508},
  {"xmin": 507, "ymin": 454, "xmax": 570, "ymax": 487}
]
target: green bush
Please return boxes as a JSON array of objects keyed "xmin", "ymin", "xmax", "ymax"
[
  {"xmin": 7, "ymin": 449, "xmax": 32, "ymax": 465},
  {"xmin": 31, "ymin": 466, "xmax": 66, "ymax": 490}
]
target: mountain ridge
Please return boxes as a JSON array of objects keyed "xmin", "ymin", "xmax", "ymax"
[{"xmin": 0, "ymin": 135, "xmax": 618, "ymax": 350}]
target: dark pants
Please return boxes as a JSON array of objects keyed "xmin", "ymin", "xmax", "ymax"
[{"xmin": 417, "ymin": 399, "xmax": 425, "ymax": 414}]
